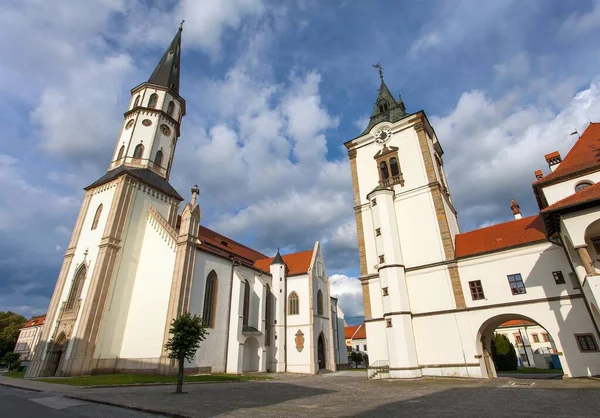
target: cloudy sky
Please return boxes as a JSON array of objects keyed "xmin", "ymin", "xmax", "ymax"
[{"xmin": 1, "ymin": 0, "xmax": 600, "ymax": 324}]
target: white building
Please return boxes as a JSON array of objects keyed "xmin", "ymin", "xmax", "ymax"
[
  {"xmin": 25, "ymin": 26, "xmax": 347, "ymax": 378},
  {"xmin": 14, "ymin": 315, "xmax": 45, "ymax": 364},
  {"xmin": 495, "ymin": 320, "xmax": 558, "ymax": 369},
  {"xmin": 345, "ymin": 70, "xmax": 600, "ymax": 379},
  {"xmin": 345, "ymin": 323, "xmax": 368, "ymax": 355}
]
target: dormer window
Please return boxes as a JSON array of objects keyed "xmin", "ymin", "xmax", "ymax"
[
  {"xmin": 378, "ymin": 100, "xmax": 389, "ymax": 113},
  {"xmin": 575, "ymin": 181, "xmax": 593, "ymax": 192},
  {"xmin": 148, "ymin": 93, "xmax": 158, "ymax": 109}
]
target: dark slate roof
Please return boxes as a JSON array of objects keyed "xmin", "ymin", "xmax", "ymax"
[
  {"xmin": 270, "ymin": 250, "xmax": 285, "ymax": 265},
  {"xmin": 361, "ymin": 79, "xmax": 408, "ymax": 135},
  {"xmin": 148, "ymin": 27, "xmax": 182, "ymax": 94},
  {"xmin": 85, "ymin": 166, "xmax": 183, "ymax": 201}
]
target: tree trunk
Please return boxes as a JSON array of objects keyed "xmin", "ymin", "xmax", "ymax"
[{"xmin": 176, "ymin": 353, "xmax": 185, "ymax": 393}]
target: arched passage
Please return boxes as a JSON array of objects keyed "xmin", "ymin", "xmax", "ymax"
[
  {"xmin": 476, "ymin": 313, "xmax": 562, "ymax": 378},
  {"xmin": 242, "ymin": 337, "xmax": 260, "ymax": 373},
  {"xmin": 318, "ymin": 332, "xmax": 327, "ymax": 371}
]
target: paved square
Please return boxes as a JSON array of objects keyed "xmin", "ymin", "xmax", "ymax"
[{"xmin": 69, "ymin": 373, "xmax": 600, "ymax": 417}]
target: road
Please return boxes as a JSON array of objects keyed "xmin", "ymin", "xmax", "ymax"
[{"xmin": 0, "ymin": 385, "xmax": 162, "ymax": 418}]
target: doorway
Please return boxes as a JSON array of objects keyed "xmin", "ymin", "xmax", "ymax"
[
  {"xmin": 318, "ymin": 332, "xmax": 326, "ymax": 370},
  {"xmin": 44, "ymin": 333, "xmax": 66, "ymax": 377}
]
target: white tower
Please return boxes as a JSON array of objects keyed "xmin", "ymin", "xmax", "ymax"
[
  {"xmin": 270, "ymin": 251, "xmax": 287, "ymax": 372},
  {"xmin": 26, "ymin": 26, "xmax": 187, "ymax": 378}
]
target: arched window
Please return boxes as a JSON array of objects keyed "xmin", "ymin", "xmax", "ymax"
[
  {"xmin": 202, "ymin": 271, "xmax": 218, "ymax": 328},
  {"xmin": 288, "ymin": 291, "xmax": 299, "ymax": 315},
  {"xmin": 380, "ymin": 161, "xmax": 389, "ymax": 180},
  {"xmin": 91, "ymin": 204, "xmax": 103, "ymax": 230},
  {"xmin": 116, "ymin": 145, "xmax": 125, "ymax": 161},
  {"xmin": 575, "ymin": 181, "xmax": 594, "ymax": 192},
  {"xmin": 148, "ymin": 93, "xmax": 158, "ymax": 109},
  {"xmin": 66, "ymin": 265, "xmax": 86, "ymax": 311},
  {"xmin": 133, "ymin": 95, "xmax": 140, "ymax": 108},
  {"xmin": 154, "ymin": 150, "xmax": 164, "ymax": 167},
  {"xmin": 378, "ymin": 101, "xmax": 389, "ymax": 113},
  {"xmin": 167, "ymin": 101, "xmax": 175, "ymax": 117},
  {"xmin": 265, "ymin": 284, "xmax": 272, "ymax": 346},
  {"xmin": 243, "ymin": 280, "xmax": 250, "ymax": 326},
  {"xmin": 390, "ymin": 157, "xmax": 399, "ymax": 176},
  {"xmin": 133, "ymin": 143, "xmax": 144, "ymax": 159},
  {"xmin": 317, "ymin": 289, "xmax": 324, "ymax": 315}
]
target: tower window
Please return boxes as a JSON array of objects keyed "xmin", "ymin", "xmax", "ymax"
[
  {"xmin": 378, "ymin": 101, "xmax": 389, "ymax": 113},
  {"xmin": 317, "ymin": 289, "xmax": 324, "ymax": 315},
  {"xmin": 91, "ymin": 204, "xmax": 103, "ymax": 230},
  {"xmin": 375, "ymin": 228, "xmax": 381, "ymax": 236},
  {"xmin": 386, "ymin": 318, "xmax": 392, "ymax": 328},
  {"xmin": 202, "ymin": 271, "xmax": 218, "ymax": 328},
  {"xmin": 167, "ymin": 100, "xmax": 175, "ymax": 117},
  {"xmin": 380, "ymin": 161, "xmax": 389, "ymax": 180},
  {"xmin": 288, "ymin": 291, "xmax": 299, "ymax": 315},
  {"xmin": 133, "ymin": 95, "xmax": 140, "ymax": 108},
  {"xmin": 116, "ymin": 145, "xmax": 125, "ymax": 161},
  {"xmin": 148, "ymin": 93, "xmax": 158, "ymax": 109},
  {"xmin": 390, "ymin": 157, "xmax": 399, "ymax": 176},
  {"xmin": 243, "ymin": 280, "xmax": 250, "ymax": 326},
  {"xmin": 66, "ymin": 265, "xmax": 86, "ymax": 311},
  {"xmin": 379, "ymin": 255, "xmax": 385, "ymax": 264},
  {"xmin": 154, "ymin": 150, "xmax": 164, "ymax": 168},
  {"xmin": 133, "ymin": 143, "xmax": 145, "ymax": 159},
  {"xmin": 265, "ymin": 284, "xmax": 272, "ymax": 345}
]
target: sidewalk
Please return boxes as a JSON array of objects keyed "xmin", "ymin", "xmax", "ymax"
[{"xmin": 0, "ymin": 375, "xmax": 80, "ymax": 393}]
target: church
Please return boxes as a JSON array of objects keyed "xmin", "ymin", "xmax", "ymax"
[
  {"xmin": 347, "ymin": 67, "xmax": 600, "ymax": 379},
  {"xmin": 25, "ymin": 27, "xmax": 348, "ymax": 378}
]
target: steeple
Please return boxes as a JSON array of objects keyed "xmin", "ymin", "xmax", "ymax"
[
  {"xmin": 271, "ymin": 249, "xmax": 285, "ymax": 265},
  {"xmin": 360, "ymin": 63, "xmax": 408, "ymax": 135},
  {"xmin": 148, "ymin": 23, "xmax": 183, "ymax": 94}
]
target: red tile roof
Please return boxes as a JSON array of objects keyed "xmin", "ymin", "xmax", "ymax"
[
  {"xmin": 254, "ymin": 249, "xmax": 314, "ymax": 276},
  {"xmin": 353, "ymin": 323, "xmax": 366, "ymax": 339},
  {"xmin": 345, "ymin": 325, "xmax": 359, "ymax": 339},
  {"xmin": 198, "ymin": 225, "xmax": 267, "ymax": 264},
  {"xmin": 541, "ymin": 181, "xmax": 600, "ymax": 213},
  {"xmin": 23, "ymin": 315, "xmax": 45, "ymax": 328},
  {"xmin": 455, "ymin": 215, "xmax": 547, "ymax": 258},
  {"xmin": 535, "ymin": 123, "xmax": 600, "ymax": 185},
  {"xmin": 498, "ymin": 319, "xmax": 536, "ymax": 328}
]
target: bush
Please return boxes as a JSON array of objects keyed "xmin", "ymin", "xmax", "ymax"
[
  {"xmin": 491, "ymin": 333, "xmax": 518, "ymax": 371},
  {"xmin": 2, "ymin": 352, "xmax": 21, "ymax": 372}
]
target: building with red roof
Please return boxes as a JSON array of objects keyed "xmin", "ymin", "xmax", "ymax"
[{"xmin": 14, "ymin": 314, "xmax": 46, "ymax": 364}]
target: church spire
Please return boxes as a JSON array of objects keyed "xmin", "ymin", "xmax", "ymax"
[{"xmin": 148, "ymin": 23, "xmax": 183, "ymax": 94}]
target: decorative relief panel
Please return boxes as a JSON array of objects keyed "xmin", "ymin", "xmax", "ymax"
[{"xmin": 295, "ymin": 330, "xmax": 304, "ymax": 352}]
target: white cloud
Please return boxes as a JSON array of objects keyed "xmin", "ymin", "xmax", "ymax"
[
  {"xmin": 560, "ymin": 0, "xmax": 600, "ymax": 37},
  {"xmin": 330, "ymin": 274, "xmax": 363, "ymax": 318},
  {"xmin": 409, "ymin": 32, "xmax": 440, "ymax": 55}
]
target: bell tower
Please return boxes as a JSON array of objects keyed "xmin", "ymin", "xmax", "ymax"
[
  {"xmin": 26, "ymin": 26, "xmax": 187, "ymax": 378},
  {"xmin": 344, "ymin": 66, "xmax": 464, "ymax": 377}
]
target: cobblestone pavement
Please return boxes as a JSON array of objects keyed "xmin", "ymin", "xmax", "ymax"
[{"xmin": 64, "ymin": 374, "xmax": 600, "ymax": 417}]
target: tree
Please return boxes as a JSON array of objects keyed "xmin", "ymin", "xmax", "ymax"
[
  {"xmin": 491, "ymin": 333, "xmax": 518, "ymax": 371},
  {"xmin": 164, "ymin": 313, "xmax": 208, "ymax": 393},
  {"xmin": 350, "ymin": 351, "xmax": 359, "ymax": 369},
  {"xmin": 2, "ymin": 352, "xmax": 21, "ymax": 372},
  {"xmin": 0, "ymin": 312, "xmax": 26, "ymax": 358}
]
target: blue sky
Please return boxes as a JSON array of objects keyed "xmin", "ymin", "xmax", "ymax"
[{"xmin": 1, "ymin": 0, "xmax": 600, "ymax": 323}]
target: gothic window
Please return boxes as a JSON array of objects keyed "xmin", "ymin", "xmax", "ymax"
[
  {"xmin": 317, "ymin": 289, "xmax": 324, "ymax": 315},
  {"xmin": 390, "ymin": 157, "xmax": 399, "ymax": 177},
  {"xmin": 148, "ymin": 93, "xmax": 158, "ymax": 109},
  {"xmin": 91, "ymin": 204, "xmax": 103, "ymax": 230},
  {"xmin": 133, "ymin": 95, "xmax": 140, "ymax": 108},
  {"xmin": 66, "ymin": 265, "xmax": 86, "ymax": 311},
  {"xmin": 133, "ymin": 143, "xmax": 144, "ymax": 159},
  {"xmin": 167, "ymin": 100, "xmax": 175, "ymax": 117},
  {"xmin": 288, "ymin": 291, "xmax": 299, "ymax": 315},
  {"xmin": 242, "ymin": 280, "xmax": 250, "ymax": 326},
  {"xmin": 265, "ymin": 284, "xmax": 272, "ymax": 346},
  {"xmin": 380, "ymin": 161, "xmax": 389, "ymax": 180},
  {"xmin": 154, "ymin": 150, "xmax": 164, "ymax": 168},
  {"xmin": 116, "ymin": 145, "xmax": 125, "ymax": 161},
  {"xmin": 202, "ymin": 271, "xmax": 217, "ymax": 328}
]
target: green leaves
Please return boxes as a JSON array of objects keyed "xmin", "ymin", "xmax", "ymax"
[
  {"xmin": 164, "ymin": 313, "xmax": 208, "ymax": 362},
  {"xmin": 0, "ymin": 311, "xmax": 27, "ymax": 358}
]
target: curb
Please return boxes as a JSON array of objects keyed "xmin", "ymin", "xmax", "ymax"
[
  {"xmin": 65, "ymin": 394, "xmax": 188, "ymax": 418},
  {"xmin": 0, "ymin": 382, "xmax": 44, "ymax": 392}
]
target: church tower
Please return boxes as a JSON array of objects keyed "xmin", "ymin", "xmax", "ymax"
[
  {"xmin": 26, "ymin": 26, "xmax": 187, "ymax": 378},
  {"xmin": 344, "ymin": 67, "xmax": 465, "ymax": 377}
]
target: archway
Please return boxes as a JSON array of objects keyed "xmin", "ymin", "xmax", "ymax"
[
  {"xmin": 242, "ymin": 337, "xmax": 260, "ymax": 373},
  {"xmin": 44, "ymin": 332, "xmax": 67, "ymax": 377},
  {"xmin": 318, "ymin": 332, "xmax": 327, "ymax": 370},
  {"xmin": 476, "ymin": 314, "xmax": 562, "ymax": 378}
]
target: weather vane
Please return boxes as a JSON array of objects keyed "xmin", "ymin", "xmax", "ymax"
[
  {"xmin": 372, "ymin": 62, "xmax": 384, "ymax": 80},
  {"xmin": 179, "ymin": 19, "xmax": 185, "ymax": 30}
]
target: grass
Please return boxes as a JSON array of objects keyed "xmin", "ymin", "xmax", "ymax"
[
  {"xmin": 499, "ymin": 367, "xmax": 563, "ymax": 374},
  {"xmin": 3, "ymin": 371, "xmax": 25, "ymax": 378},
  {"xmin": 34, "ymin": 373, "xmax": 271, "ymax": 386}
]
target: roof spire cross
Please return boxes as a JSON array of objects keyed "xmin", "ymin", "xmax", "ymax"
[
  {"xmin": 372, "ymin": 62, "xmax": 384, "ymax": 81},
  {"xmin": 179, "ymin": 19, "xmax": 185, "ymax": 30}
]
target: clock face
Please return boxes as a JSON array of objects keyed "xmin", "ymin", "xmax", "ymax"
[
  {"xmin": 375, "ymin": 128, "xmax": 391, "ymax": 143},
  {"xmin": 125, "ymin": 120, "xmax": 134, "ymax": 129},
  {"xmin": 160, "ymin": 124, "xmax": 172, "ymax": 136}
]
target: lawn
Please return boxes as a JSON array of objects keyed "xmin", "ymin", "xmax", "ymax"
[
  {"xmin": 34, "ymin": 373, "xmax": 271, "ymax": 386},
  {"xmin": 498, "ymin": 367, "xmax": 563, "ymax": 374},
  {"xmin": 3, "ymin": 371, "xmax": 25, "ymax": 378}
]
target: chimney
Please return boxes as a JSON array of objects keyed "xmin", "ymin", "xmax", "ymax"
[
  {"xmin": 510, "ymin": 199, "xmax": 522, "ymax": 220},
  {"xmin": 544, "ymin": 151, "xmax": 562, "ymax": 172},
  {"xmin": 534, "ymin": 170, "xmax": 543, "ymax": 180}
]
